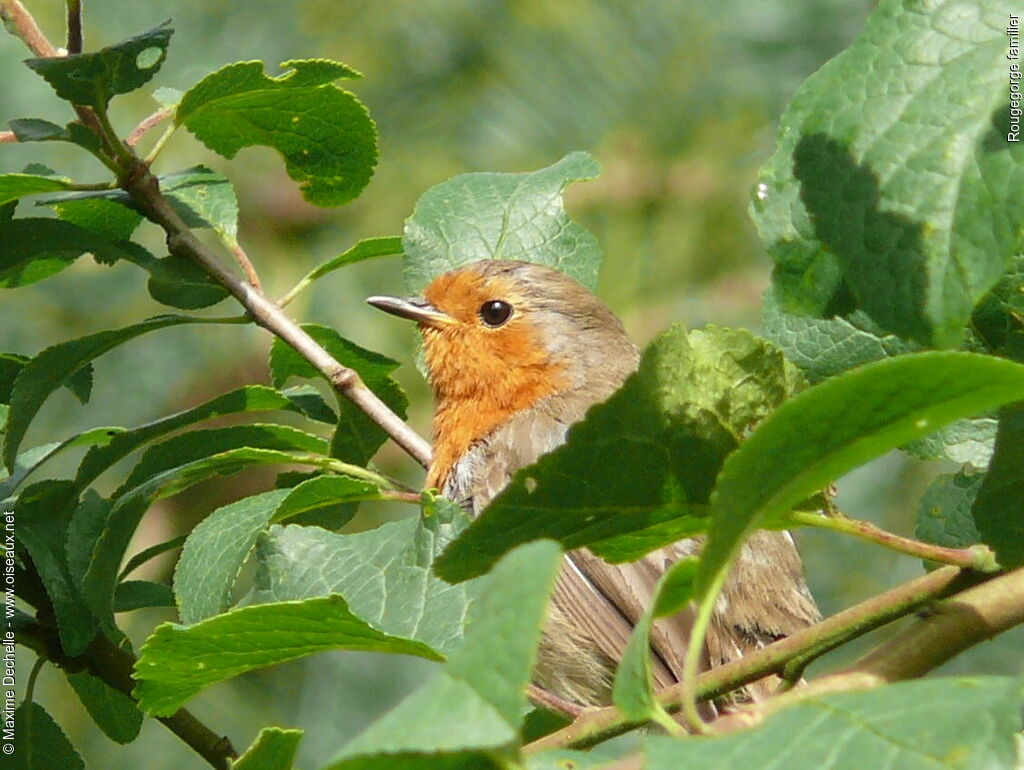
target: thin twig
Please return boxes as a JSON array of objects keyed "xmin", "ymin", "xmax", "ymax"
[
  {"xmin": 127, "ymin": 106, "xmax": 174, "ymax": 148},
  {"xmin": 1, "ymin": 0, "xmax": 59, "ymax": 56},
  {"xmin": 526, "ymin": 684, "xmax": 584, "ymax": 719},
  {"xmin": 229, "ymin": 239, "xmax": 262, "ymax": 292},
  {"xmin": 65, "ymin": 0, "xmax": 82, "ymax": 54},
  {"xmin": 523, "ymin": 565, "xmax": 988, "ymax": 753},
  {"xmin": 789, "ymin": 510, "xmax": 1000, "ymax": 572}
]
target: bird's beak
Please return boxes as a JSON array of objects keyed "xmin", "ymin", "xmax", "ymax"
[{"xmin": 366, "ymin": 295, "xmax": 455, "ymax": 328}]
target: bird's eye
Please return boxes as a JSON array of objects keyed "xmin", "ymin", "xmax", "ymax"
[{"xmin": 479, "ymin": 300, "xmax": 513, "ymax": 327}]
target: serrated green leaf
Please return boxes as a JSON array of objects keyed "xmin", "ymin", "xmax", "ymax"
[
  {"xmin": 403, "ymin": 151, "xmax": 603, "ymax": 293},
  {"xmin": 176, "ymin": 59, "xmax": 375, "ymax": 206},
  {"xmin": 79, "ymin": 443, "xmax": 339, "ymax": 632},
  {"xmin": 119, "ymin": 534, "xmax": 187, "ymax": 580},
  {"xmin": 174, "ymin": 488, "xmax": 292, "ymax": 625},
  {"xmin": 299, "ymin": 236, "xmax": 403, "ymax": 287},
  {"xmin": 326, "ymin": 541, "xmax": 563, "ymax": 769},
  {"xmin": 74, "ymin": 384, "xmax": 314, "ymax": 490},
  {"xmin": 13, "ymin": 701, "xmax": 84, "ymax": 770},
  {"xmin": 0, "ymin": 427, "xmax": 115, "ymax": 499},
  {"xmin": 134, "ymin": 595, "xmax": 443, "ymax": 717},
  {"xmin": 435, "ymin": 325, "xmax": 800, "ymax": 582},
  {"xmin": 114, "ymin": 580, "xmax": 175, "ymax": 612},
  {"xmin": 16, "ymin": 481, "xmax": 96, "ymax": 655},
  {"xmin": 66, "ymin": 671, "xmax": 143, "ymax": 744},
  {"xmin": 52, "ymin": 197, "xmax": 144, "ymax": 240},
  {"xmin": 752, "ymin": 0, "xmax": 1024, "ymax": 348},
  {"xmin": 269, "ymin": 324, "xmax": 407, "ymax": 463},
  {"xmin": 761, "ymin": 286, "xmax": 919, "ymax": 382},
  {"xmin": 698, "ymin": 353, "xmax": 1024, "ymax": 599},
  {"xmin": 147, "ymin": 255, "xmax": 231, "ymax": 309},
  {"xmin": 269, "ymin": 472, "xmax": 372, "ymax": 528},
  {"xmin": 232, "ymin": 727, "xmax": 304, "ymax": 770},
  {"xmin": 644, "ymin": 677, "xmax": 1022, "ymax": 769},
  {"xmin": 159, "ymin": 165, "xmax": 239, "ymax": 242},
  {"xmin": 916, "ymin": 471, "xmax": 984, "ymax": 565},
  {"xmin": 972, "ymin": 402, "xmax": 1024, "ymax": 568},
  {"xmin": 901, "ymin": 418, "xmax": 998, "ymax": 468},
  {"xmin": 24, "ymin": 21, "xmax": 173, "ymax": 107},
  {"xmin": 612, "ymin": 557, "xmax": 698, "ymax": 724},
  {"xmin": 8, "ymin": 117, "xmax": 101, "ymax": 152},
  {"xmin": 0, "ymin": 173, "xmax": 70, "ymax": 206},
  {"xmin": 117, "ymin": 423, "xmax": 328, "ymax": 496},
  {"xmin": 250, "ymin": 496, "xmax": 475, "ymax": 655},
  {"xmin": 4, "ymin": 314, "xmax": 215, "ymax": 470},
  {"xmin": 0, "ymin": 217, "xmax": 134, "ymax": 288}
]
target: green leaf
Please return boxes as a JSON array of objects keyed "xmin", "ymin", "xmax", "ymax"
[
  {"xmin": 403, "ymin": 151, "xmax": 603, "ymax": 293},
  {"xmin": 435, "ymin": 325, "xmax": 801, "ymax": 582},
  {"xmin": 698, "ymin": 353, "xmax": 1024, "ymax": 599},
  {"xmin": 174, "ymin": 488, "xmax": 293, "ymax": 625},
  {"xmin": 299, "ymin": 236, "xmax": 403, "ymax": 287},
  {"xmin": 114, "ymin": 580, "xmax": 175, "ymax": 612},
  {"xmin": 269, "ymin": 472, "xmax": 372, "ymax": 528},
  {"xmin": 644, "ymin": 677, "xmax": 1022, "ymax": 769},
  {"xmin": 74, "ymin": 384, "xmax": 316, "ymax": 490},
  {"xmin": 16, "ymin": 481, "xmax": 97, "ymax": 655},
  {"xmin": 24, "ymin": 21, "xmax": 173, "ymax": 107},
  {"xmin": 0, "ymin": 173, "xmax": 70, "ymax": 206},
  {"xmin": 0, "ymin": 426, "xmax": 115, "ymax": 499},
  {"xmin": 972, "ymin": 252, "xmax": 1024, "ymax": 358},
  {"xmin": 752, "ymin": 0, "xmax": 1024, "ymax": 347},
  {"xmin": 612, "ymin": 557, "xmax": 698, "ymax": 724},
  {"xmin": 147, "ymin": 255, "xmax": 231, "ymax": 309},
  {"xmin": 972, "ymin": 402, "xmax": 1024, "ymax": 568},
  {"xmin": 326, "ymin": 541, "xmax": 563, "ymax": 769},
  {"xmin": 134, "ymin": 595, "xmax": 443, "ymax": 717},
  {"xmin": 4, "ymin": 314, "xmax": 213, "ymax": 469},
  {"xmin": 13, "ymin": 701, "xmax": 84, "ymax": 770},
  {"xmin": 916, "ymin": 471, "xmax": 984, "ymax": 565},
  {"xmin": 900, "ymin": 418, "xmax": 998, "ymax": 468},
  {"xmin": 8, "ymin": 118, "xmax": 102, "ymax": 153},
  {"xmin": 250, "ymin": 494, "xmax": 476, "ymax": 655},
  {"xmin": 79, "ymin": 442, "xmax": 338, "ymax": 633},
  {"xmin": 269, "ymin": 324, "xmax": 408, "ymax": 464},
  {"xmin": 117, "ymin": 423, "xmax": 328, "ymax": 495},
  {"xmin": 0, "ymin": 217, "xmax": 133, "ymax": 288},
  {"xmin": 66, "ymin": 671, "xmax": 143, "ymax": 744},
  {"xmin": 119, "ymin": 535, "xmax": 187, "ymax": 580},
  {"xmin": 159, "ymin": 166, "xmax": 239, "ymax": 242},
  {"xmin": 761, "ymin": 286, "xmax": 919, "ymax": 382},
  {"xmin": 52, "ymin": 197, "xmax": 143, "ymax": 240},
  {"xmin": 232, "ymin": 727, "xmax": 304, "ymax": 770},
  {"xmin": 176, "ymin": 59, "xmax": 376, "ymax": 206}
]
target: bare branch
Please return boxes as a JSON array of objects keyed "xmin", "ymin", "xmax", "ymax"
[
  {"xmin": 127, "ymin": 106, "xmax": 174, "ymax": 147},
  {"xmin": 523, "ymin": 565, "xmax": 991, "ymax": 753},
  {"xmin": 1, "ymin": 0, "xmax": 59, "ymax": 56},
  {"xmin": 65, "ymin": 0, "xmax": 82, "ymax": 54}
]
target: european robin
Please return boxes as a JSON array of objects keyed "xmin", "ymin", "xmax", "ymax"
[{"xmin": 368, "ymin": 259, "xmax": 819, "ymax": 710}]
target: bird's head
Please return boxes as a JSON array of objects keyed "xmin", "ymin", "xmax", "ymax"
[{"xmin": 368, "ymin": 260, "xmax": 637, "ymax": 406}]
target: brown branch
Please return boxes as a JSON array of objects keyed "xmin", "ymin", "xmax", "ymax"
[
  {"xmin": 127, "ymin": 106, "xmax": 174, "ymax": 148},
  {"xmin": 65, "ymin": 0, "xmax": 82, "ymax": 54},
  {"xmin": 527, "ymin": 684, "xmax": 584, "ymax": 719},
  {"xmin": 2, "ymin": 1, "xmax": 432, "ymax": 469},
  {"xmin": 523, "ymin": 565, "xmax": 990, "ymax": 753},
  {"xmin": 124, "ymin": 167, "xmax": 432, "ymax": 467},
  {"xmin": 18, "ymin": 619, "xmax": 237, "ymax": 770},
  {"xmin": 1, "ymin": 0, "xmax": 59, "ymax": 56},
  {"xmin": 229, "ymin": 239, "xmax": 262, "ymax": 292}
]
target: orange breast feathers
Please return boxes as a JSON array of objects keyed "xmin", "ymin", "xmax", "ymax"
[{"xmin": 419, "ymin": 270, "xmax": 568, "ymax": 491}]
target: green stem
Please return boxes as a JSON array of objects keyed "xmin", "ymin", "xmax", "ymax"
[
  {"xmin": 143, "ymin": 121, "xmax": 177, "ymax": 166},
  {"xmin": 678, "ymin": 566, "xmax": 729, "ymax": 733},
  {"xmin": 788, "ymin": 510, "xmax": 999, "ymax": 571}
]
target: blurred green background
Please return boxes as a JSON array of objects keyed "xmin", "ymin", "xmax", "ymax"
[{"xmin": 3, "ymin": 1, "xmax": 1019, "ymax": 767}]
